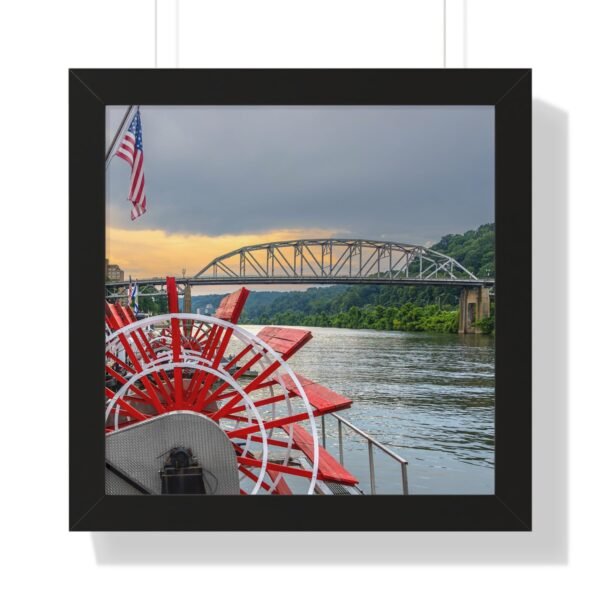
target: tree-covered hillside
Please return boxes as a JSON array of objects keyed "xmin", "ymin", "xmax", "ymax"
[{"xmin": 432, "ymin": 222, "xmax": 495, "ymax": 279}]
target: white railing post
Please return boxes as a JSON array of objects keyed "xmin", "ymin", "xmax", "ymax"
[
  {"xmin": 332, "ymin": 412, "xmax": 408, "ymax": 496},
  {"xmin": 338, "ymin": 418, "xmax": 344, "ymax": 465},
  {"xmin": 368, "ymin": 440, "xmax": 376, "ymax": 495}
]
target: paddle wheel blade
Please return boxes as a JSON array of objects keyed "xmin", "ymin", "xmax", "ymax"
[
  {"xmin": 279, "ymin": 373, "xmax": 353, "ymax": 416},
  {"xmin": 215, "ymin": 287, "xmax": 250, "ymax": 323}
]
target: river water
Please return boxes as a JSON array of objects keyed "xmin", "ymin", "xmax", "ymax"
[{"xmin": 245, "ymin": 325, "xmax": 495, "ymax": 495}]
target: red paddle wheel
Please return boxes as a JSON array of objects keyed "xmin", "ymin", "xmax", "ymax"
[{"xmin": 105, "ymin": 277, "xmax": 358, "ymax": 495}]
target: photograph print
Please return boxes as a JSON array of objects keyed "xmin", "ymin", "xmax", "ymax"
[{"xmin": 104, "ymin": 103, "xmax": 495, "ymax": 497}]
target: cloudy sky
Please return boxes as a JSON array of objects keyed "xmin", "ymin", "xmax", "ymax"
[{"xmin": 106, "ymin": 105, "xmax": 493, "ymax": 280}]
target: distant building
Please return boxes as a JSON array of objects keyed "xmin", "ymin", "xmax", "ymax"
[
  {"xmin": 105, "ymin": 259, "xmax": 125, "ymax": 282},
  {"xmin": 204, "ymin": 303, "xmax": 214, "ymax": 315}
]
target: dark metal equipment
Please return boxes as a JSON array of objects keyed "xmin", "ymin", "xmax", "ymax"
[{"xmin": 160, "ymin": 447, "xmax": 206, "ymax": 495}]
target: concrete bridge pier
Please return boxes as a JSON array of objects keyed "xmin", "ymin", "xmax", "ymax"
[
  {"xmin": 183, "ymin": 283, "xmax": 192, "ymax": 313},
  {"xmin": 183, "ymin": 284, "xmax": 193, "ymax": 336},
  {"xmin": 458, "ymin": 287, "xmax": 491, "ymax": 334}
]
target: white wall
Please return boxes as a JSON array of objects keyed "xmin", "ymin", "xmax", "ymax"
[{"xmin": 1, "ymin": 1, "xmax": 595, "ymax": 597}]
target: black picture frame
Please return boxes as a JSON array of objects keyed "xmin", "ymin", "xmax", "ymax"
[{"xmin": 70, "ymin": 69, "xmax": 531, "ymax": 531}]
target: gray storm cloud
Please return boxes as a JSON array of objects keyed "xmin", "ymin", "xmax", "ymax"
[{"xmin": 106, "ymin": 105, "xmax": 494, "ymax": 245}]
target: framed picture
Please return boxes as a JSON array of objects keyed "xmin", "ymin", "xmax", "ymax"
[{"xmin": 70, "ymin": 69, "xmax": 531, "ymax": 531}]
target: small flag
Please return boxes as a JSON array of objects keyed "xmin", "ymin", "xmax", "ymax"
[
  {"xmin": 115, "ymin": 108, "xmax": 147, "ymax": 220},
  {"xmin": 128, "ymin": 276, "xmax": 139, "ymax": 315}
]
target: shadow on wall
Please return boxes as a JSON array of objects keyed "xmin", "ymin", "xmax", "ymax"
[{"xmin": 91, "ymin": 100, "xmax": 568, "ymax": 566}]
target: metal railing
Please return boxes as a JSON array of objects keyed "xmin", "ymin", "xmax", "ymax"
[{"xmin": 321, "ymin": 413, "xmax": 409, "ymax": 495}]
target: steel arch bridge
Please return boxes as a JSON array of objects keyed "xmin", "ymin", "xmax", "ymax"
[{"xmin": 105, "ymin": 239, "xmax": 493, "ymax": 299}]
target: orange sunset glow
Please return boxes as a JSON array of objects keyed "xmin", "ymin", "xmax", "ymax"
[{"xmin": 106, "ymin": 226, "xmax": 338, "ymax": 279}]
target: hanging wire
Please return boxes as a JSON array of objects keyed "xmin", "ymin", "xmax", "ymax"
[
  {"xmin": 443, "ymin": 0, "xmax": 447, "ymax": 67},
  {"xmin": 154, "ymin": 0, "xmax": 158, "ymax": 68},
  {"xmin": 176, "ymin": 0, "xmax": 180, "ymax": 68},
  {"xmin": 154, "ymin": 0, "xmax": 180, "ymax": 68}
]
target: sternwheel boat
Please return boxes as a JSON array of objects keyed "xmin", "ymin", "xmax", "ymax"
[{"xmin": 105, "ymin": 277, "xmax": 408, "ymax": 495}]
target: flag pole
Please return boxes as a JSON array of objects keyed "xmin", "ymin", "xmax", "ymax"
[{"xmin": 105, "ymin": 104, "xmax": 136, "ymax": 168}]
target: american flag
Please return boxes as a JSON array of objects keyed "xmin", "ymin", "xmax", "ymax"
[
  {"xmin": 127, "ymin": 276, "xmax": 139, "ymax": 315},
  {"xmin": 115, "ymin": 108, "xmax": 147, "ymax": 220}
]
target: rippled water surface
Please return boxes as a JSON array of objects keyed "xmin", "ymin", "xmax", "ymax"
[{"xmin": 246, "ymin": 325, "xmax": 495, "ymax": 495}]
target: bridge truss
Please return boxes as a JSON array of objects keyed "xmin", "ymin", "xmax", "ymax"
[{"xmin": 105, "ymin": 239, "xmax": 492, "ymax": 299}]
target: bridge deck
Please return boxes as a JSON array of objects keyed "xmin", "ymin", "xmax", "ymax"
[{"xmin": 106, "ymin": 276, "xmax": 493, "ymax": 297}]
